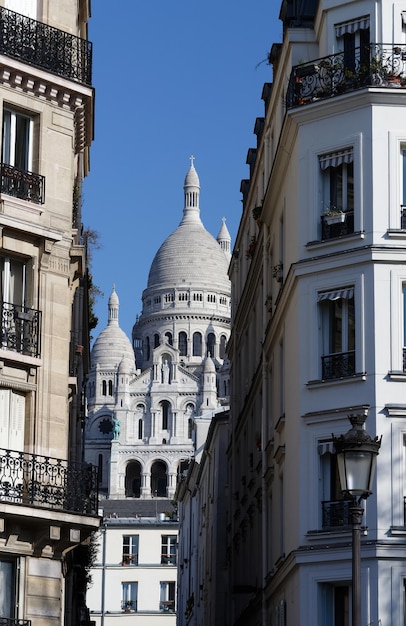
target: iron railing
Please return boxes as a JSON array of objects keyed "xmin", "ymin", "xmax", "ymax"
[
  {"xmin": 0, "ymin": 621, "xmax": 31, "ymax": 626},
  {"xmin": 0, "ymin": 6, "xmax": 92, "ymax": 85},
  {"xmin": 321, "ymin": 350, "xmax": 355, "ymax": 380},
  {"xmin": 1, "ymin": 301, "xmax": 41, "ymax": 357},
  {"xmin": 403, "ymin": 347, "xmax": 406, "ymax": 373},
  {"xmin": 322, "ymin": 499, "xmax": 352, "ymax": 528},
  {"xmin": 0, "ymin": 448, "xmax": 99, "ymax": 515},
  {"xmin": 321, "ymin": 210, "xmax": 354, "ymax": 240},
  {"xmin": 1, "ymin": 163, "xmax": 45, "ymax": 204},
  {"xmin": 287, "ymin": 44, "xmax": 406, "ymax": 109}
]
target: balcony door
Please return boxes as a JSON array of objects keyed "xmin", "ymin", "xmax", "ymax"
[{"xmin": 5, "ymin": 0, "xmax": 37, "ymax": 19}]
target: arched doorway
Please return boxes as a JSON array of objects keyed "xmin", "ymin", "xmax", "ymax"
[
  {"xmin": 125, "ymin": 461, "xmax": 142, "ymax": 498},
  {"xmin": 151, "ymin": 460, "xmax": 168, "ymax": 497}
]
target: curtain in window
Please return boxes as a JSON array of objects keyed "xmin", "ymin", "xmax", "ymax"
[{"xmin": 0, "ymin": 560, "xmax": 14, "ymax": 616}]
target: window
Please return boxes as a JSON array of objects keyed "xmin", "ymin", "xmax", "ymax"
[
  {"xmin": 193, "ymin": 332, "xmax": 202, "ymax": 356},
  {"xmin": 319, "ymin": 288, "xmax": 355, "ymax": 379},
  {"xmin": 0, "ymin": 388, "xmax": 25, "ymax": 451},
  {"xmin": 161, "ymin": 401, "xmax": 170, "ymax": 430},
  {"xmin": 154, "ymin": 333, "xmax": 160, "ymax": 348},
  {"xmin": 108, "ymin": 380, "xmax": 113, "ymax": 396},
  {"xmin": 320, "ymin": 583, "xmax": 350, "ymax": 626},
  {"xmin": 1, "ymin": 255, "xmax": 27, "ymax": 307},
  {"xmin": 3, "ymin": 108, "xmax": 33, "ymax": 171},
  {"xmin": 207, "ymin": 332, "xmax": 215, "ymax": 357},
  {"xmin": 0, "ymin": 559, "xmax": 15, "ymax": 616},
  {"xmin": 178, "ymin": 331, "xmax": 187, "ymax": 356},
  {"xmin": 403, "ymin": 285, "xmax": 406, "ymax": 371},
  {"xmin": 320, "ymin": 150, "xmax": 354, "ymax": 239},
  {"xmin": 335, "ymin": 16, "xmax": 370, "ymax": 75},
  {"xmin": 121, "ymin": 582, "xmax": 138, "ymax": 611},
  {"xmin": 319, "ymin": 442, "xmax": 351, "ymax": 528},
  {"xmin": 102, "ymin": 380, "xmax": 107, "ymax": 396},
  {"xmin": 165, "ymin": 331, "xmax": 173, "ymax": 345},
  {"xmin": 160, "ymin": 581, "xmax": 175, "ymax": 612},
  {"xmin": 219, "ymin": 335, "xmax": 227, "ymax": 359},
  {"xmin": 122, "ymin": 535, "xmax": 139, "ymax": 566},
  {"xmin": 161, "ymin": 535, "xmax": 177, "ymax": 565},
  {"xmin": 138, "ymin": 418, "xmax": 143, "ymax": 440},
  {"xmin": 5, "ymin": 0, "xmax": 37, "ymax": 18}
]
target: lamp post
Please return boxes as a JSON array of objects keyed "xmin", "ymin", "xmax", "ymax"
[{"xmin": 333, "ymin": 414, "xmax": 381, "ymax": 626}]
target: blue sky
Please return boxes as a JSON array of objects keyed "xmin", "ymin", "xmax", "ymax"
[{"xmin": 83, "ymin": 2, "xmax": 281, "ymax": 342}]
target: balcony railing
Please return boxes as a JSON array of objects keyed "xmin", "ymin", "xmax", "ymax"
[
  {"xmin": 287, "ymin": 44, "xmax": 406, "ymax": 109},
  {"xmin": 0, "ymin": 6, "xmax": 92, "ymax": 85},
  {"xmin": 321, "ymin": 210, "xmax": 354, "ymax": 240},
  {"xmin": 403, "ymin": 347, "xmax": 406, "ymax": 373},
  {"xmin": 1, "ymin": 301, "xmax": 41, "ymax": 357},
  {"xmin": 0, "ymin": 620, "xmax": 31, "ymax": 626},
  {"xmin": 1, "ymin": 163, "xmax": 45, "ymax": 205},
  {"xmin": 322, "ymin": 499, "xmax": 352, "ymax": 528},
  {"xmin": 401, "ymin": 206, "xmax": 406, "ymax": 229},
  {"xmin": 321, "ymin": 350, "xmax": 355, "ymax": 380},
  {"xmin": 161, "ymin": 553, "xmax": 177, "ymax": 565},
  {"xmin": 0, "ymin": 448, "xmax": 99, "ymax": 515}
]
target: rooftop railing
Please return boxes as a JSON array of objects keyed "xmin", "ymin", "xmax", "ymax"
[
  {"xmin": 0, "ymin": 6, "xmax": 92, "ymax": 85},
  {"xmin": 0, "ymin": 448, "xmax": 99, "ymax": 515},
  {"xmin": 287, "ymin": 44, "xmax": 406, "ymax": 109}
]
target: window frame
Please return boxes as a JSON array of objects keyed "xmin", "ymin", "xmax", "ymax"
[
  {"xmin": 318, "ymin": 288, "xmax": 355, "ymax": 380},
  {"xmin": 121, "ymin": 581, "xmax": 138, "ymax": 612},
  {"xmin": 122, "ymin": 535, "xmax": 139, "ymax": 566},
  {"xmin": 161, "ymin": 535, "xmax": 177, "ymax": 565}
]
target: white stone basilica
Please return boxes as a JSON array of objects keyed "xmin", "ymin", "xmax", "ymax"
[{"xmin": 85, "ymin": 160, "xmax": 231, "ymax": 501}]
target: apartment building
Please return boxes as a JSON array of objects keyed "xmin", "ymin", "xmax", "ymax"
[{"xmin": 0, "ymin": 2, "xmax": 99, "ymax": 626}]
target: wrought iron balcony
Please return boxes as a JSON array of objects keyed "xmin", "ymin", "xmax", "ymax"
[
  {"xmin": 322, "ymin": 499, "xmax": 351, "ymax": 528},
  {"xmin": 0, "ymin": 448, "xmax": 99, "ymax": 515},
  {"xmin": 321, "ymin": 350, "xmax": 355, "ymax": 380},
  {"xmin": 321, "ymin": 210, "xmax": 354, "ymax": 240},
  {"xmin": 1, "ymin": 163, "xmax": 45, "ymax": 204},
  {"xmin": 287, "ymin": 44, "xmax": 406, "ymax": 109},
  {"xmin": 1, "ymin": 301, "xmax": 41, "ymax": 357},
  {"xmin": 403, "ymin": 347, "xmax": 406, "ymax": 373},
  {"xmin": 0, "ymin": 620, "xmax": 31, "ymax": 626},
  {"xmin": 401, "ymin": 206, "xmax": 406, "ymax": 229},
  {"xmin": 0, "ymin": 6, "xmax": 92, "ymax": 85}
]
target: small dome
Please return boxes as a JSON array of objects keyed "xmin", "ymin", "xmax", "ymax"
[
  {"xmin": 203, "ymin": 355, "xmax": 216, "ymax": 374},
  {"xmin": 91, "ymin": 287, "xmax": 135, "ymax": 369}
]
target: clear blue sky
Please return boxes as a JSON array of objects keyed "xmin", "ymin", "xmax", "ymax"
[{"xmin": 83, "ymin": 1, "xmax": 281, "ymax": 342}]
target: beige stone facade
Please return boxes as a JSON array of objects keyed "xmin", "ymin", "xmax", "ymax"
[{"xmin": 0, "ymin": 3, "xmax": 99, "ymax": 626}]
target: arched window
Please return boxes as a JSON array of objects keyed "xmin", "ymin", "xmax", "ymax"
[
  {"xmin": 151, "ymin": 461, "xmax": 168, "ymax": 497},
  {"xmin": 125, "ymin": 461, "xmax": 142, "ymax": 498},
  {"xmin": 138, "ymin": 418, "xmax": 143, "ymax": 440},
  {"xmin": 165, "ymin": 331, "xmax": 173, "ymax": 346},
  {"xmin": 154, "ymin": 333, "xmax": 160, "ymax": 348},
  {"xmin": 108, "ymin": 380, "xmax": 113, "ymax": 396},
  {"xmin": 193, "ymin": 332, "xmax": 202, "ymax": 356},
  {"xmin": 145, "ymin": 336, "xmax": 150, "ymax": 361},
  {"xmin": 178, "ymin": 332, "xmax": 187, "ymax": 356},
  {"xmin": 219, "ymin": 335, "xmax": 227, "ymax": 359},
  {"xmin": 161, "ymin": 401, "xmax": 170, "ymax": 430},
  {"xmin": 188, "ymin": 418, "xmax": 193, "ymax": 439},
  {"xmin": 102, "ymin": 380, "xmax": 107, "ymax": 396},
  {"xmin": 207, "ymin": 332, "xmax": 215, "ymax": 357}
]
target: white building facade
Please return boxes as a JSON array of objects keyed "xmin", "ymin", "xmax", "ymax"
[{"xmin": 225, "ymin": 0, "xmax": 406, "ymax": 625}]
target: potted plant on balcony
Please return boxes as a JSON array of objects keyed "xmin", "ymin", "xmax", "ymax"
[{"xmin": 323, "ymin": 205, "xmax": 346, "ymax": 225}]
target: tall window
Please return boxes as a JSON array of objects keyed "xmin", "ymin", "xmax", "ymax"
[
  {"xmin": 178, "ymin": 331, "xmax": 187, "ymax": 356},
  {"xmin": 319, "ymin": 288, "xmax": 355, "ymax": 379},
  {"xmin": 3, "ymin": 108, "xmax": 33, "ymax": 171},
  {"xmin": 5, "ymin": 0, "xmax": 37, "ymax": 18},
  {"xmin": 403, "ymin": 285, "xmax": 406, "ymax": 371},
  {"xmin": 122, "ymin": 535, "xmax": 139, "ymax": 566},
  {"xmin": 0, "ymin": 559, "xmax": 15, "ymax": 616},
  {"xmin": 319, "ymin": 443, "xmax": 351, "ymax": 528},
  {"xmin": 320, "ymin": 150, "xmax": 354, "ymax": 239},
  {"xmin": 193, "ymin": 332, "xmax": 202, "ymax": 356},
  {"xmin": 219, "ymin": 335, "xmax": 227, "ymax": 359},
  {"xmin": 161, "ymin": 401, "xmax": 170, "ymax": 430},
  {"xmin": 207, "ymin": 332, "xmax": 215, "ymax": 357},
  {"xmin": 159, "ymin": 581, "xmax": 175, "ymax": 612},
  {"xmin": 121, "ymin": 582, "xmax": 138, "ymax": 611},
  {"xmin": 0, "ymin": 388, "xmax": 25, "ymax": 451},
  {"xmin": 320, "ymin": 583, "xmax": 350, "ymax": 626},
  {"xmin": 161, "ymin": 535, "xmax": 177, "ymax": 565},
  {"xmin": 1, "ymin": 255, "xmax": 27, "ymax": 307}
]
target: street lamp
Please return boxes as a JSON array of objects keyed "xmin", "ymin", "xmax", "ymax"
[{"xmin": 333, "ymin": 414, "xmax": 381, "ymax": 626}]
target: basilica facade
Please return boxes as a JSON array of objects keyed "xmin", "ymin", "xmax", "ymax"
[{"xmin": 85, "ymin": 161, "xmax": 231, "ymax": 502}]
